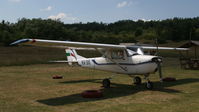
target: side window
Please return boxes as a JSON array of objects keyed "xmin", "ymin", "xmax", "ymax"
[{"xmin": 111, "ymin": 50, "xmax": 124, "ymax": 59}]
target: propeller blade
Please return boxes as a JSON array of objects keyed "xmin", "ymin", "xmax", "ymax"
[
  {"xmin": 157, "ymin": 62, "xmax": 163, "ymax": 82},
  {"xmin": 152, "ymin": 57, "xmax": 163, "ymax": 82}
]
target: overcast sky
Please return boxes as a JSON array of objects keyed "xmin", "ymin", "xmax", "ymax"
[{"xmin": 0, "ymin": 0, "xmax": 199, "ymax": 23}]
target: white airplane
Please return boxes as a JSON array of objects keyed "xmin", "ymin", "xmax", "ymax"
[{"xmin": 11, "ymin": 39, "xmax": 188, "ymax": 89}]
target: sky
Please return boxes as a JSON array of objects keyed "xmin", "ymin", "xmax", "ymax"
[{"xmin": 0, "ymin": 0, "xmax": 199, "ymax": 23}]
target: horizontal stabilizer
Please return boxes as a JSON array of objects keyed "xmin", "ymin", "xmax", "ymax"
[
  {"xmin": 48, "ymin": 60, "xmax": 70, "ymax": 63},
  {"xmin": 48, "ymin": 60, "xmax": 78, "ymax": 66}
]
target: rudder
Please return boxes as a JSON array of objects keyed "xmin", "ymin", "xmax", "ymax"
[{"xmin": 65, "ymin": 49, "xmax": 85, "ymax": 65}]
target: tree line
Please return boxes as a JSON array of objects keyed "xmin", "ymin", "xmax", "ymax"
[{"xmin": 0, "ymin": 17, "xmax": 199, "ymax": 46}]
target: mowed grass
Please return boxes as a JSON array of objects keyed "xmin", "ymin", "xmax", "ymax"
[
  {"xmin": 0, "ymin": 62, "xmax": 199, "ymax": 112},
  {"xmin": 0, "ymin": 46, "xmax": 199, "ymax": 112}
]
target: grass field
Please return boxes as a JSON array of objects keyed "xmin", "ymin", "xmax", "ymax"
[{"xmin": 0, "ymin": 46, "xmax": 199, "ymax": 112}]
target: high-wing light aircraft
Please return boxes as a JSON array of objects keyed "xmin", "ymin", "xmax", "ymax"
[{"xmin": 11, "ymin": 39, "xmax": 188, "ymax": 89}]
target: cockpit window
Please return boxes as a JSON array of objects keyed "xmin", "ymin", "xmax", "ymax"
[
  {"xmin": 127, "ymin": 46, "xmax": 138, "ymax": 52},
  {"xmin": 126, "ymin": 46, "xmax": 144, "ymax": 55}
]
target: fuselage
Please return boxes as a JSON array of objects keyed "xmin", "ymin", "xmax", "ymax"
[{"xmin": 77, "ymin": 55, "xmax": 158, "ymax": 75}]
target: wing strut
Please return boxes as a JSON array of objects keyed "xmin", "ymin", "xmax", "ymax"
[{"xmin": 108, "ymin": 58, "xmax": 128, "ymax": 72}]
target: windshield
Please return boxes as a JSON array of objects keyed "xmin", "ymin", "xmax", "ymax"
[{"xmin": 126, "ymin": 49, "xmax": 139, "ymax": 56}]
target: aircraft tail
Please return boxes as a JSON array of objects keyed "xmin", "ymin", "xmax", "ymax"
[{"xmin": 65, "ymin": 49, "xmax": 85, "ymax": 65}]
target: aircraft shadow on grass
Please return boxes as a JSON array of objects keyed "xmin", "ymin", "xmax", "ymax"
[{"xmin": 37, "ymin": 78, "xmax": 199, "ymax": 106}]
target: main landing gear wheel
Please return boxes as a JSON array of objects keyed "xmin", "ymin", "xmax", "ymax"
[
  {"xmin": 133, "ymin": 76, "xmax": 142, "ymax": 85},
  {"xmin": 145, "ymin": 81, "xmax": 153, "ymax": 90},
  {"xmin": 102, "ymin": 79, "xmax": 110, "ymax": 88}
]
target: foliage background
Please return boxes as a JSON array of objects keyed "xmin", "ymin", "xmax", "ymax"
[{"xmin": 0, "ymin": 17, "xmax": 199, "ymax": 46}]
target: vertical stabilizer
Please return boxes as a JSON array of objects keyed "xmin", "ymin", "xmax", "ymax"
[{"xmin": 65, "ymin": 49, "xmax": 85, "ymax": 65}]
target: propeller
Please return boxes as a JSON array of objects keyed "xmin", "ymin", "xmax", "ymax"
[
  {"xmin": 152, "ymin": 57, "xmax": 163, "ymax": 82},
  {"xmin": 157, "ymin": 60, "xmax": 163, "ymax": 82},
  {"xmin": 155, "ymin": 38, "xmax": 159, "ymax": 56},
  {"xmin": 154, "ymin": 38, "xmax": 163, "ymax": 82}
]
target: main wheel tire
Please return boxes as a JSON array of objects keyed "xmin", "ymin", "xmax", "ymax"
[
  {"xmin": 146, "ymin": 81, "xmax": 153, "ymax": 90},
  {"xmin": 133, "ymin": 76, "xmax": 142, "ymax": 85},
  {"xmin": 102, "ymin": 79, "xmax": 110, "ymax": 88}
]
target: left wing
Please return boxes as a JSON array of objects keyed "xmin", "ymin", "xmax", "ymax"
[{"xmin": 10, "ymin": 39, "xmax": 126, "ymax": 50}]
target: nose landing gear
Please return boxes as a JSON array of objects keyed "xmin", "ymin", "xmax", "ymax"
[
  {"xmin": 144, "ymin": 74, "xmax": 153, "ymax": 89},
  {"xmin": 145, "ymin": 81, "xmax": 153, "ymax": 89}
]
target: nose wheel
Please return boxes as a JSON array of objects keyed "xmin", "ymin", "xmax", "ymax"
[
  {"xmin": 102, "ymin": 78, "xmax": 111, "ymax": 88},
  {"xmin": 146, "ymin": 81, "xmax": 153, "ymax": 89},
  {"xmin": 144, "ymin": 74, "xmax": 154, "ymax": 89}
]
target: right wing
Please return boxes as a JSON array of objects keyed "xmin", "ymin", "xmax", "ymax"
[{"xmin": 10, "ymin": 39, "xmax": 126, "ymax": 50}]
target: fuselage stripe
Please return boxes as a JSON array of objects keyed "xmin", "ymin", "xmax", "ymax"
[{"xmin": 92, "ymin": 60, "xmax": 155, "ymax": 66}]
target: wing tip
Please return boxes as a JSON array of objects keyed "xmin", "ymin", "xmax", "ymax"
[{"xmin": 10, "ymin": 39, "xmax": 30, "ymax": 46}]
